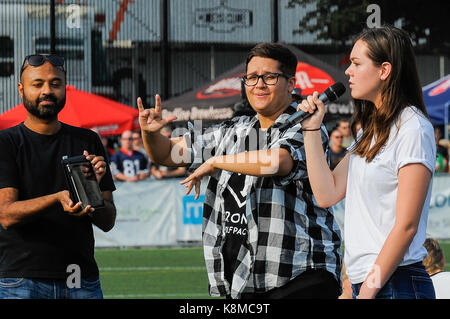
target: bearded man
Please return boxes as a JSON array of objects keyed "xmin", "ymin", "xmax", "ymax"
[{"xmin": 0, "ymin": 54, "xmax": 116, "ymax": 299}]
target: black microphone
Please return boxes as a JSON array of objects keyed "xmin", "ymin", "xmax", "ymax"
[{"xmin": 279, "ymin": 82, "xmax": 346, "ymax": 130}]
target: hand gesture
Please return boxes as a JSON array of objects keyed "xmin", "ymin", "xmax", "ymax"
[
  {"xmin": 297, "ymin": 91, "xmax": 326, "ymax": 130},
  {"xmin": 137, "ymin": 95, "xmax": 177, "ymax": 133},
  {"xmin": 180, "ymin": 159, "xmax": 218, "ymax": 200}
]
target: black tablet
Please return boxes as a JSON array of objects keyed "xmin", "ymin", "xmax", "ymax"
[{"xmin": 61, "ymin": 155, "xmax": 104, "ymax": 210}]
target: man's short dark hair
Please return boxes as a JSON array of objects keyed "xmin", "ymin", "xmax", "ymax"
[{"xmin": 245, "ymin": 42, "xmax": 298, "ymax": 77}]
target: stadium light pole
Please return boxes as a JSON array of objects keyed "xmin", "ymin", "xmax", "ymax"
[
  {"xmin": 273, "ymin": 0, "xmax": 279, "ymax": 42},
  {"xmin": 50, "ymin": 0, "xmax": 56, "ymax": 54}
]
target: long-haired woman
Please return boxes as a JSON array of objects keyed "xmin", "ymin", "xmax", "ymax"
[{"xmin": 298, "ymin": 25, "xmax": 436, "ymax": 299}]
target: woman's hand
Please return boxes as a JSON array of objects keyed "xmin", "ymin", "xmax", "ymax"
[{"xmin": 297, "ymin": 91, "xmax": 326, "ymax": 130}]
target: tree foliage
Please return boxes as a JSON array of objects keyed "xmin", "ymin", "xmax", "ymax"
[{"xmin": 291, "ymin": 0, "xmax": 449, "ymax": 53}]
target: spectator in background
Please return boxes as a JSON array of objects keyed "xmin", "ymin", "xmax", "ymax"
[
  {"xmin": 434, "ymin": 127, "xmax": 449, "ymax": 173},
  {"xmin": 337, "ymin": 118, "xmax": 354, "ymax": 148},
  {"xmin": 132, "ymin": 130, "xmax": 153, "ymax": 175},
  {"xmin": 329, "ymin": 128, "xmax": 347, "ymax": 170},
  {"xmin": 92, "ymin": 128, "xmax": 114, "ymax": 161},
  {"xmin": 423, "ymin": 238, "xmax": 450, "ymax": 299},
  {"xmin": 110, "ymin": 130, "xmax": 150, "ymax": 182},
  {"xmin": 151, "ymin": 127, "xmax": 187, "ymax": 179},
  {"xmin": 132, "ymin": 131, "xmax": 148, "ymax": 160},
  {"xmin": 351, "ymin": 121, "xmax": 362, "ymax": 137}
]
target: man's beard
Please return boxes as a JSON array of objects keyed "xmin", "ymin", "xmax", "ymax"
[{"xmin": 23, "ymin": 90, "xmax": 66, "ymax": 120}]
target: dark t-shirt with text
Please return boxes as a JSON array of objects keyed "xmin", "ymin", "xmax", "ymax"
[{"xmin": 0, "ymin": 122, "xmax": 115, "ymax": 279}]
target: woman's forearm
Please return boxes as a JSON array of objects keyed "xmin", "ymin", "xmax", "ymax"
[
  {"xmin": 358, "ymin": 224, "xmax": 417, "ymax": 298},
  {"xmin": 303, "ymin": 130, "xmax": 347, "ymax": 207}
]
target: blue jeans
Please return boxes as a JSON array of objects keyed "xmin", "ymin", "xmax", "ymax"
[
  {"xmin": 0, "ymin": 277, "xmax": 103, "ymax": 299},
  {"xmin": 352, "ymin": 262, "xmax": 435, "ymax": 299}
]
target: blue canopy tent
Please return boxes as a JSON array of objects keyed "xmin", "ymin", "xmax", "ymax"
[{"xmin": 423, "ymin": 74, "xmax": 450, "ymax": 139}]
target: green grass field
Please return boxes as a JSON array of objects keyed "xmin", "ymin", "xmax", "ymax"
[
  {"xmin": 95, "ymin": 241, "xmax": 450, "ymax": 299},
  {"xmin": 96, "ymin": 246, "xmax": 212, "ymax": 299}
]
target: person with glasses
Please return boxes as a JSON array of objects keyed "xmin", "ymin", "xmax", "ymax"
[
  {"xmin": 337, "ymin": 118, "xmax": 354, "ymax": 148},
  {"xmin": 329, "ymin": 128, "xmax": 347, "ymax": 170},
  {"xmin": 137, "ymin": 42, "xmax": 342, "ymax": 299},
  {"xmin": 110, "ymin": 130, "xmax": 150, "ymax": 182},
  {"xmin": 0, "ymin": 54, "xmax": 117, "ymax": 299}
]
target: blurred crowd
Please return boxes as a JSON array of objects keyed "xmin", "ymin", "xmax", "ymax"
[
  {"xmin": 93, "ymin": 127, "xmax": 187, "ymax": 182},
  {"xmin": 93, "ymin": 118, "xmax": 450, "ymax": 182},
  {"xmin": 435, "ymin": 126, "xmax": 449, "ymax": 174},
  {"xmin": 328, "ymin": 118, "xmax": 449, "ymax": 175}
]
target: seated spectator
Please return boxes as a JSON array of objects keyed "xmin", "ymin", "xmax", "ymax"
[
  {"xmin": 91, "ymin": 128, "xmax": 115, "ymax": 161},
  {"xmin": 151, "ymin": 126, "xmax": 187, "ymax": 179},
  {"xmin": 132, "ymin": 131, "xmax": 148, "ymax": 160},
  {"xmin": 423, "ymin": 238, "xmax": 450, "ymax": 299},
  {"xmin": 329, "ymin": 128, "xmax": 347, "ymax": 170},
  {"xmin": 435, "ymin": 127, "xmax": 449, "ymax": 173},
  {"xmin": 110, "ymin": 130, "xmax": 150, "ymax": 182},
  {"xmin": 151, "ymin": 164, "xmax": 187, "ymax": 179},
  {"xmin": 337, "ymin": 118, "xmax": 354, "ymax": 148}
]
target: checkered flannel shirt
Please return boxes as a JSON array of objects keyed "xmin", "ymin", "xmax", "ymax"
[{"xmin": 184, "ymin": 104, "xmax": 342, "ymax": 299}]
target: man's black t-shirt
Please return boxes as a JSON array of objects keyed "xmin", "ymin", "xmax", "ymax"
[{"xmin": 0, "ymin": 122, "xmax": 115, "ymax": 279}]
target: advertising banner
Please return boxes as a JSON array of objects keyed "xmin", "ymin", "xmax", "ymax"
[
  {"xmin": 94, "ymin": 175, "xmax": 450, "ymax": 247},
  {"xmin": 332, "ymin": 174, "xmax": 450, "ymax": 240}
]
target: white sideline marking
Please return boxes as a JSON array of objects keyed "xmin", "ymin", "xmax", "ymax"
[
  {"xmin": 103, "ymin": 293, "xmax": 210, "ymax": 298},
  {"xmin": 100, "ymin": 266, "xmax": 205, "ymax": 272}
]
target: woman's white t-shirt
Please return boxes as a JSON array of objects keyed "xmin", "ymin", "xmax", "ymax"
[{"xmin": 344, "ymin": 107, "xmax": 436, "ymax": 284}]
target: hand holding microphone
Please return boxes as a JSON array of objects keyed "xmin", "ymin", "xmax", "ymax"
[{"xmin": 279, "ymin": 82, "xmax": 346, "ymax": 130}]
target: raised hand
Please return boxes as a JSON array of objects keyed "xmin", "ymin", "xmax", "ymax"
[
  {"xmin": 297, "ymin": 91, "xmax": 326, "ymax": 130},
  {"xmin": 137, "ymin": 95, "xmax": 177, "ymax": 133}
]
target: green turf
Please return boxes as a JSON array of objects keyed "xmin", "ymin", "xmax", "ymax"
[
  {"xmin": 95, "ymin": 241, "xmax": 450, "ymax": 299},
  {"xmin": 95, "ymin": 246, "xmax": 213, "ymax": 299},
  {"xmin": 443, "ymin": 242, "xmax": 450, "ymax": 270}
]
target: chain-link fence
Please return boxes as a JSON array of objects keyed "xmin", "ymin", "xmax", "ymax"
[{"xmin": 1, "ymin": 0, "xmax": 448, "ymax": 114}]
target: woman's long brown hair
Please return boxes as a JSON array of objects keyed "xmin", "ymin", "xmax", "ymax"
[{"xmin": 350, "ymin": 25, "xmax": 429, "ymax": 162}]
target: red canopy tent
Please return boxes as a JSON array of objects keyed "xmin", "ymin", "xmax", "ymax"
[{"xmin": 0, "ymin": 85, "xmax": 139, "ymax": 136}]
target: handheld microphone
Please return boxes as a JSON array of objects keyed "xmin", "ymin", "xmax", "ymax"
[{"xmin": 279, "ymin": 82, "xmax": 346, "ymax": 130}]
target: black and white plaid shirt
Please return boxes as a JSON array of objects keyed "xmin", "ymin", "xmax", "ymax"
[{"xmin": 184, "ymin": 104, "xmax": 342, "ymax": 298}]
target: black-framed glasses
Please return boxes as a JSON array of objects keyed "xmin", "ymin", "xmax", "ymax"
[
  {"xmin": 242, "ymin": 72, "xmax": 291, "ymax": 86},
  {"xmin": 20, "ymin": 54, "xmax": 65, "ymax": 76}
]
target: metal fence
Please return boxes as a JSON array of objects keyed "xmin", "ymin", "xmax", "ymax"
[{"xmin": 1, "ymin": 0, "xmax": 448, "ymax": 114}]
